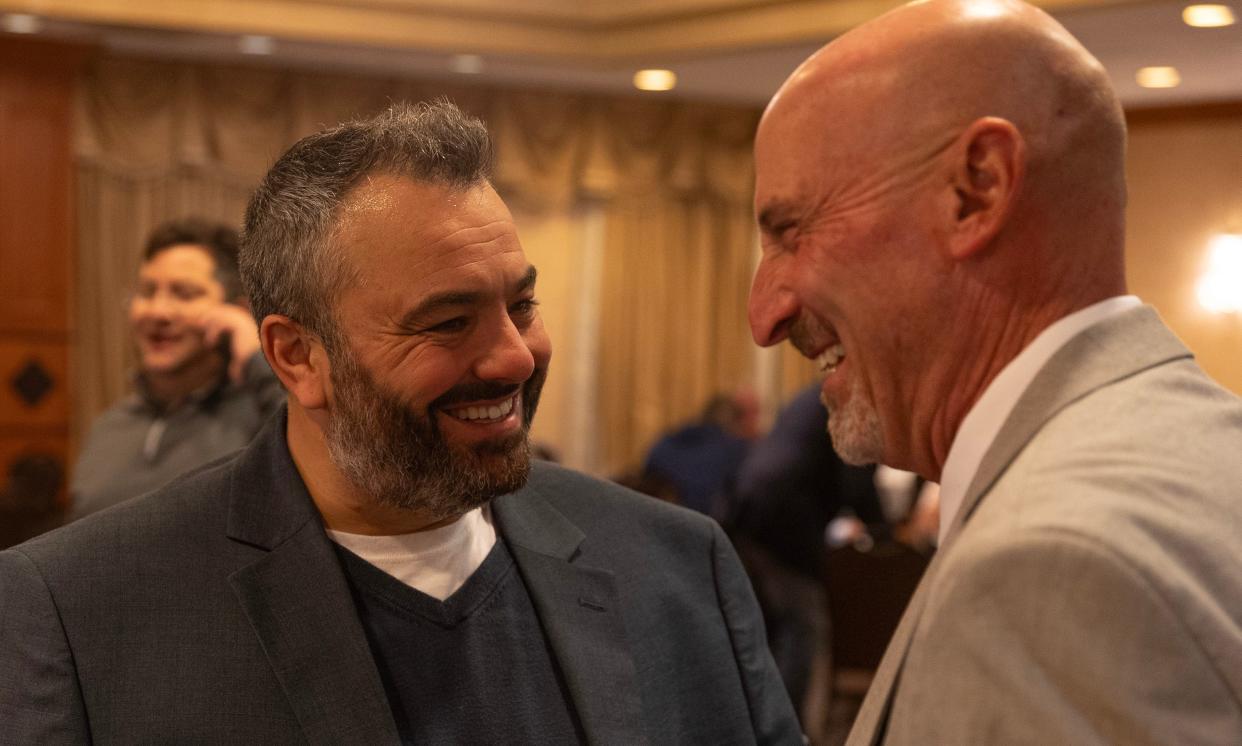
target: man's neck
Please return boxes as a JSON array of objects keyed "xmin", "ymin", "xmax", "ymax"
[
  {"xmin": 914, "ymin": 290, "xmax": 1113, "ymax": 482},
  {"xmin": 142, "ymin": 353, "xmax": 226, "ymax": 410},
  {"xmin": 284, "ymin": 402, "xmax": 460, "ymax": 536}
]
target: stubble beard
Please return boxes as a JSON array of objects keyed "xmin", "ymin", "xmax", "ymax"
[
  {"xmin": 790, "ymin": 314, "xmax": 886, "ymax": 466},
  {"xmin": 324, "ymin": 343, "xmax": 545, "ymax": 522},
  {"xmin": 825, "ymin": 373, "xmax": 886, "ymax": 467}
]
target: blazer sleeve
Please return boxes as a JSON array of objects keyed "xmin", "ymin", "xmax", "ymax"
[
  {"xmin": 0, "ymin": 548, "xmax": 90, "ymax": 742},
  {"xmin": 710, "ymin": 521, "xmax": 805, "ymax": 745},
  {"xmin": 884, "ymin": 528, "xmax": 1242, "ymax": 745}
]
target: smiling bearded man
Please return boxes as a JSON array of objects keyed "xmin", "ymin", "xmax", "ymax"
[{"xmin": 0, "ymin": 100, "xmax": 801, "ymax": 745}]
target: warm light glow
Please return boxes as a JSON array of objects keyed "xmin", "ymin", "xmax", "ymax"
[
  {"xmin": 633, "ymin": 69, "xmax": 677, "ymax": 92},
  {"xmin": 450, "ymin": 54, "xmax": 484, "ymax": 74},
  {"xmin": 1136, "ymin": 66, "xmax": 1181, "ymax": 89},
  {"xmin": 1197, "ymin": 233, "xmax": 1242, "ymax": 313},
  {"xmin": 1182, "ymin": 4, "xmax": 1236, "ymax": 27},
  {"xmin": 2, "ymin": 13, "xmax": 42, "ymax": 34},
  {"xmin": 238, "ymin": 35, "xmax": 275, "ymax": 55}
]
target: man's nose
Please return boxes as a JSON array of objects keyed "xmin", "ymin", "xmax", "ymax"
[
  {"xmin": 475, "ymin": 316, "xmax": 536, "ymax": 384},
  {"xmin": 748, "ymin": 259, "xmax": 799, "ymax": 347}
]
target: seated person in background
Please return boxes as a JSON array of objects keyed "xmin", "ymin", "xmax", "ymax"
[
  {"xmin": 70, "ymin": 219, "xmax": 282, "ymax": 519},
  {"xmin": 1, "ymin": 101, "xmax": 801, "ymax": 744},
  {"xmin": 642, "ymin": 389, "xmax": 759, "ymax": 514},
  {"xmin": 723, "ymin": 383, "xmax": 896, "ymax": 724}
]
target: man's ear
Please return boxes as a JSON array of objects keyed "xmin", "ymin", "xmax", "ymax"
[
  {"xmin": 260, "ymin": 315, "xmax": 331, "ymax": 410},
  {"xmin": 944, "ymin": 116, "xmax": 1026, "ymax": 261}
]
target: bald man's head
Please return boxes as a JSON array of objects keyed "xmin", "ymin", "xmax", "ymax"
[{"xmin": 748, "ymin": 0, "xmax": 1130, "ymax": 477}]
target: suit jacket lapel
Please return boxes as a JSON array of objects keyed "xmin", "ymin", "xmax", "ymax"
[
  {"xmin": 493, "ymin": 476, "xmax": 648, "ymax": 746},
  {"xmin": 851, "ymin": 306, "xmax": 1190, "ymax": 745},
  {"xmin": 225, "ymin": 412, "xmax": 399, "ymax": 746},
  {"xmin": 943, "ymin": 305, "xmax": 1190, "ymax": 546}
]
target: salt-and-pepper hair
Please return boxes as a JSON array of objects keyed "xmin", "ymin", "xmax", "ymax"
[{"xmin": 239, "ymin": 99, "xmax": 494, "ymax": 346}]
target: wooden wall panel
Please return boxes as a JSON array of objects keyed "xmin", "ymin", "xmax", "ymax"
[{"xmin": 0, "ymin": 38, "xmax": 90, "ymax": 518}]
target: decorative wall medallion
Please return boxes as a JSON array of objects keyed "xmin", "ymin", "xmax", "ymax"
[{"xmin": 11, "ymin": 358, "xmax": 54, "ymax": 407}]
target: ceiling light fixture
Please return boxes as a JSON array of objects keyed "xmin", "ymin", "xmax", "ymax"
[
  {"xmin": 1197, "ymin": 233, "xmax": 1242, "ymax": 313},
  {"xmin": 1182, "ymin": 4, "xmax": 1236, "ymax": 27},
  {"xmin": 450, "ymin": 54, "xmax": 484, "ymax": 74},
  {"xmin": 2, "ymin": 13, "xmax": 42, "ymax": 34},
  {"xmin": 238, "ymin": 35, "xmax": 276, "ymax": 55},
  {"xmin": 1136, "ymin": 66, "xmax": 1181, "ymax": 88},
  {"xmin": 633, "ymin": 69, "xmax": 677, "ymax": 92}
]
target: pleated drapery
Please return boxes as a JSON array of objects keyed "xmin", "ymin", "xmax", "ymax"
[{"xmin": 73, "ymin": 56, "xmax": 812, "ymax": 474}]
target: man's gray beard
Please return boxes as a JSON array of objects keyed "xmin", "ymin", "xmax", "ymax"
[
  {"xmin": 826, "ymin": 375, "xmax": 886, "ymax": 467},
  {"xmin": 324, "ymin": 344, "xmax": 541, "ymax": 521}
]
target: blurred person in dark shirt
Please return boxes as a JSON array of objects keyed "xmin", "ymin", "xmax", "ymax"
[{"xmin": 642, "ymin": 389, "xmax": 758, "ymax": 514}]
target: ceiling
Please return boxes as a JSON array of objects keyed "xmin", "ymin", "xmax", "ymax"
[{"xmin": 1, "ymin": 0, "xmax": 1239, "ymax": 109}]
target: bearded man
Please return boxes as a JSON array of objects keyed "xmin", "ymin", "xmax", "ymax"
[{"xmin": 0, "ymin": 101, "xmax": 800, "ymax": 744}]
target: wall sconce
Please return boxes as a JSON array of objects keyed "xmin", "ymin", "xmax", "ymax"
[{"xmin": 1197, "ymin": 232, "xmax": 1242, "ymax": 313}]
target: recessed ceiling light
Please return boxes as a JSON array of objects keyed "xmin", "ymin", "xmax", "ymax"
[
  {"xmin": 238, "ymin": 35, "xmax": 276, "ymax": 55},
  {"xmin": 1182, "ymin": 4, "xmax": 1236, "ymax": 27},
  {"xmin": 450, "ymin": 54, "xmax": 484, "ymax": 74},
  {"xmin": 1135, "ymin": 66, "xmax": 1181, "ymax": 89},
  {"xmin": 634, "ymin": 69, "xmax": 676, "ymax": 92},
  {"xmin": 2, "ymin": 13, "xmax": 42, "ymax": 34}
]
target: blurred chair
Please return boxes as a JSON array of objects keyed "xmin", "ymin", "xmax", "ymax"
[
  {"xmin": 818, "ymin": 540, "xmax": 930, "ymax": 744},
  {"xmin": 0, "ymin": 452, "xmax": 65, "ymax": 549}
]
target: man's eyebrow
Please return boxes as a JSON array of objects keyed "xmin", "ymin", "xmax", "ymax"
[
  {"xmin": 515, "ymin": 265, "xmax": 538, "ymax": 293},
  {"xmin": 399, "ymin": 266, "xmax": 539, "ymax": 328},
  {"xmin": 400, "ymin": 291, "xmax": 483, "ymax": 327}
]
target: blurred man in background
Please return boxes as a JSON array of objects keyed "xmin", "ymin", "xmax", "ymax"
[
  {"xmin": 70, "ymin": 219, "xmax": 281, "ymax": 519},
  {"xmin": 642, "ymin": 389, "xmax": 758, "ymax": 514},
  {"xmin": 749, "ymin": 0, "xmax": 1242, "ymax": 741}
]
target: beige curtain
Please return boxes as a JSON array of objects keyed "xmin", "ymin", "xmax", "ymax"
[{"xmin": 73, "ymin": 55, "xmax": 786, "ymax": 474}]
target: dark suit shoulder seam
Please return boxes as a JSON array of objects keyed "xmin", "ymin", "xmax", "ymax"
[{"xmin": 4, "ymin": 548, "xmax": 94, "ymax": 731}]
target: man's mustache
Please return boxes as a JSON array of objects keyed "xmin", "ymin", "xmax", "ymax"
[{"xmin": 430, "ymin": 381, "xmax": 523, "ymax": 409}]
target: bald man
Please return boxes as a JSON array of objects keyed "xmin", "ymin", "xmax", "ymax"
[{"xmin": 749, "ymin": 0, "xmax": 1242, "ymax": 743}]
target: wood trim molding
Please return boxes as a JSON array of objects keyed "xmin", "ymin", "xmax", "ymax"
[{"xmin": 0, "ymin": 0, "xmax": 1151, "ymax": 60}]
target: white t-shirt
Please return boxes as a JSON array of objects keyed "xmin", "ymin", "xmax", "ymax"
[{"xmin": 326, "ymin": 505, "xmax": 497, "ymax": 601}]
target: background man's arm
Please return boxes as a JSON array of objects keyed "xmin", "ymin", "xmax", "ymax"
[{"xmin": 0, "ymin": 549, "xmax": 90, "ymax": 742}]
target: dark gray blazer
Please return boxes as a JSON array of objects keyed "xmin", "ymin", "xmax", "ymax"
[{"xmin": 0, "ymin": 413, "xmax": 801, "ymax": 745}]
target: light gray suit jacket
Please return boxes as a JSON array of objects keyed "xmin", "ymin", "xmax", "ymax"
[
  {"xmin": 0, "ymin": 411, "xmax": 801, "ymax": 745},
  {"xmin": 849, "ymin": 305, "xmax": 1242, "ymax": 745}
]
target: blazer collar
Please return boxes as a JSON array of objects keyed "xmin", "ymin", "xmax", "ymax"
[
  {"xmin": 942, "ymin": 304, "xmax": 1191, "ymax": 545},
  {"xmin": 849, "ymin": 306, "xmax": 1191, "ymax": 746},
  {"xmin": 224, "ymin": 409, "xmax": 400, "ymax": 745},
  {"xmin": 493, "ymin": 463, "xmax": 649, "ymax": 746}
]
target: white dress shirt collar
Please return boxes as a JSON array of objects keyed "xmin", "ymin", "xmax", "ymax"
[{"xmin": 937, "ymin": 295, "xmax": 1141, "ymax": 544}]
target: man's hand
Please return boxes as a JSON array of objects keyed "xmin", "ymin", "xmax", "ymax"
[{"xmin": 196, "ymin": 304, "xmax": 261, "ymax": 384}]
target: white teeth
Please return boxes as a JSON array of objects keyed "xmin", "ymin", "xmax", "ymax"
[
  {"xmin": 447, "ymin": 395, "xmax": 518, "ymax": 422},
  {"xmin": 816, "ymin": 343, "xmax": 846, "ymax": 373}
]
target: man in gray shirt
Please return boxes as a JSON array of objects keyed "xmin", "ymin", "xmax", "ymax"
[{"xmin": 71, "ymin": 219, "xmax": 282, "ymax": 518}]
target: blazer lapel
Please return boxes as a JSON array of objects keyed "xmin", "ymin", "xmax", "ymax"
[
  {"xmin": 493, "ymin": 479, "xmax": 648, "ymax": 746},
  {"xmin": 225, "ymin": 412, "xmax": 400, "ymax": 746},
  {"xmin": 942, "ymin": 305, "xmax": 1191, "ymax": 546},
  {"xmin": 852, "ymin": 306, "xmax": 1190, "ymax": 745}
]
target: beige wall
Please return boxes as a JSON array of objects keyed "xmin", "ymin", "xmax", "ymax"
[{"xmin": 1126, "ymin": 104, "xmax": 1242, "ymax": 396}]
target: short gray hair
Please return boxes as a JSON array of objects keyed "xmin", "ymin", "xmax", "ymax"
[{"xmin": 239, "ymin": 99, "xmax": 494, "ymax": 344}]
